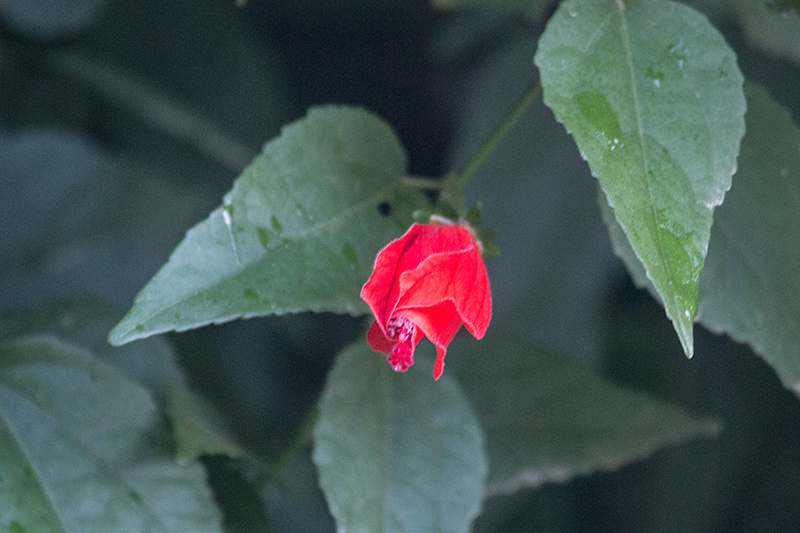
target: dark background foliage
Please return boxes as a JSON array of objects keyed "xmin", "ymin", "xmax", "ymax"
[{"xmin": 1, "ymin": 0, "xmax": 799, "ymax": 530}]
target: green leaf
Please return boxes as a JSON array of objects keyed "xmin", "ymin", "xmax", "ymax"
[
  {"xmin": 445, "ymin": 332, "xmax": 721, "ymax": 495},
  {"xmin": 599, "ymin": 83, "xmax": 800, "ymax": 398},
  {"xmin": 0, "ymin": 300, "xmax": 186, "ymax": 402},
  {"xmin": 535, "ymin": 0, "xmax": 746, "ymax": 357},
  {"xmin": 110, "ymin": 105, "xmax": 425, "ymax": 346},
  {"xmin": 698, "ymin": 83, "xmax": 800, "ymax": 397},
  {"xmin": 0, "ymin": 128, "xmax": 215, "ymax": 312},
  {"xmin": 0, "ymin": 335, "xmax": 222, "ymax": 532},
  {"xmin": 312, "ymin": 342, "xmax": 487, "ymax": 533},
  {"xmin": 166, "ymin": 383, "xmax": 250, "ymax": 463}
]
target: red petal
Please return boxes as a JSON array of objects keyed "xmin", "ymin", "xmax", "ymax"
[
  {"xmin": 366, "ymin": 321, "xmax": 395, "ymax": 354},
  {"xmin": 398, "ymin": 303, "xmax": 462, "ymax": 351},
  {"xmin": 433, "ymin": 345, "xmax": 446, "ymax": 380},
  {"xmin": 396, "ymin": 246, "xmax": 491, "ymax": 339},
  {"xmin": 366, "ymin": 320, "xmax": 424, "ymax": 355},
  {"xmin": 360, "ymin": 224, "xmax": 425, "ymax": 332}
]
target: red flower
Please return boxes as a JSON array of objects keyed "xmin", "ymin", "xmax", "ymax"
[{"xmin": 360, "ymin": 221, "xmax": 491, "ymax": 380}]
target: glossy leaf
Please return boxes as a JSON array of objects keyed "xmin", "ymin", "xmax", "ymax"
[
  {"xmin": 445, "ymin": 332, "xmax": 721, "ymax": 495},
  {"xmin": 535, "ymin": 0, "xmax": 745, "ymax": 356},
  {"xmin": 600, "ymin": 83, "xmax": 800, "ymax": 398},
  {"xmin": 0, "ymin": 335, "xmax": 222, "ymax": 532},
  {"xmin": 110, "ymin": 105, "xmax": 424, "ymax": 345},
  {"xmin": 312, "ymin": 342, "xmax": 486, "ymax": 533}
]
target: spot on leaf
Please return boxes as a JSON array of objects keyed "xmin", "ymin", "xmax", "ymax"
[
  {"xmin": 343, "ymin": 242, "xmax": 358, "ymax": 265},
  {"xmin": 256, "ymin": 226, "xmax": 269, "ymax": 249}
]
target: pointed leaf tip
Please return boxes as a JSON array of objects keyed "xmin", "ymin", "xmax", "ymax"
[
  {"xmin": 110, "ymin": 105, "xmax": 427, "ymax": 345},
  {"xmin": 536, "ymin": 0, "xmax": 745, "ymax": 356}
]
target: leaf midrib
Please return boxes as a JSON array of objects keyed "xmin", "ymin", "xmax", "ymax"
[{"xmin": 615, "ymin": 0, "xmax": 690, "ymax": 349}]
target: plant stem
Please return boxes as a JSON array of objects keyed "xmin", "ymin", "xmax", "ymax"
[
  {"xmin": 449, "ymin": 77, "xmax": 542, "ymax": 189},
  {"xmin": 254, "ymin": 403, "xmax": 319, "ymax": 491},
  {"xmin": 401, "ymin": 175, "xmax": 444, "ymax": 189}
]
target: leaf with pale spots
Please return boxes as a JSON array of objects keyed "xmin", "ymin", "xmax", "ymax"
[
  {"xmin": 535, "ymin": 0, "xmax": 745, "ymax": 356},
  {"xmin": 110, "ymin": 105, "xmax": 425, "ymax": 345}
]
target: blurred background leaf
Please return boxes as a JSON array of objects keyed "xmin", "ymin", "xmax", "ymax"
[
  {"xmin": 698, "ymin": 83, "xmax": 800, "ymax": 396},
  {"xmin": 446, "ymin": 332, "xmax": 720, "ymax": 496},
  {"xmin": 0, "ymin": 300, "xmax": 185, "ymax": 403},
  {"xmin": 313, "ymin": 342, "xmax": 486, "ymax": 533},
  {"xmin": 0, "ymin": 128, "xmax": 216, "ymax": 313},
  {"xmin": 0, "ymin": 335, "xmax": 222, "ymax": 532},
  {"xmin": 0, "ymin": 0, "xmax": 105, "ymax": 40},
  {"xmin": 644, "ymin": 2, "xmax": 800, "ymax": 69}
]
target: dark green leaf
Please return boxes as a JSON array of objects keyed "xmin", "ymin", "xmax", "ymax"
[
  {"xmin": 698, "ymin": 83, "xmax": 800, "ymax": 397},
  {"xmin": 0, "ymin": 0, "xmax": 105, "ymax": 39},
  {"xmin": 110, "ymin": 105, "xmax": 425, "ymax": 346},
  {"xmin": 0, "ymin": 128, "xmax": 214, "ymax": 313},
  {"xmin": 0, "ymin": 335, "xmax": 222, "ymax": 532},
  {"xmin": 0, "ymin": 300, "xmax": 186, "ymax": 403},
  {"xmin": 535, "ymin": 0, "xmax": 745, "ymax": 356},
  {"xmin": 312, "ymin": 342, "xmax": 487, "ymax": 533},
  {"xmin": 166, "ymin": 383, "xmax": 250, "ymax": 462},
  {"xmin": 446, "ymin": 332, "xmax": 721, "ymax": 495},
  {"xmin": 731, "ymin": 0, "xmax": 800, "ymax": 66},
  {"xmin": 600, "ymin": 83, "xmax": 800, "ymax": 398}
]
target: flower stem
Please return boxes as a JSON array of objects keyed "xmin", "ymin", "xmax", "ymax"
[{"xmin": 449, "ymin": 77, "xmax": 542, "ymax": 189}]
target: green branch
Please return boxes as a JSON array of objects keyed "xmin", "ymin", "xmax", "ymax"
[{"xmin": 449, "ymin": 77, "xmax": 542, "ymax": 189}]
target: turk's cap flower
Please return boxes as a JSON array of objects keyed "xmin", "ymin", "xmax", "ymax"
[{"xmin": 360, "ymin": 221, "xmax": 491, "ymax": 379}]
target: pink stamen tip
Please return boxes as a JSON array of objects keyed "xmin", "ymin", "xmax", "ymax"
[{"xmin": 387, "ymin": 339, "xmax": 414, "ymax": 373}]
